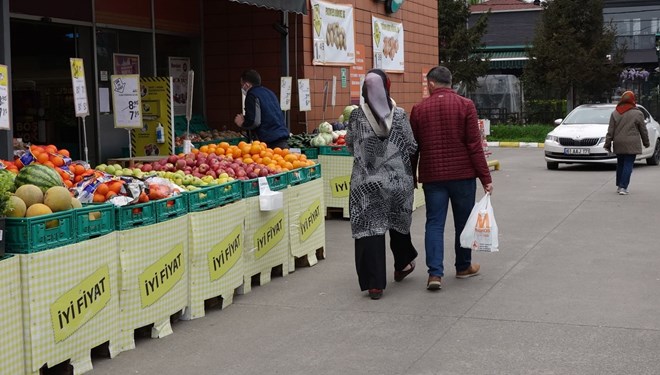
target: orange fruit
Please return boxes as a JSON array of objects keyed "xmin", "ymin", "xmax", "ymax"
[
  {"xmin": 44, "ymin": 145, "xmax": 57, "ymax": 154},
  {"xmin": 36, "ymin": 152, "xmax": 50, "ymax": 164},
  {"xmin": 105, "ymin": 191, "xmax": 118, "ymax": 200},
  {"xmin": 58, "ymin": 149, "xmax": 70, "ymax": 157},
  {"xmin": 51, "ymin": 155, "xmax": 64, "ymax": 167},
  {"xmin": 273, "ymin": 147, "xmax": 283, "ymax": 155},
  {"xmin": 214, "ymin": 148, "xmax": 225, "ymax": 156},
  {"xmin": 63, "ymin": 180, "xmax": 73, "ymax": 188},
  {"xmin": 107, "ymin": 181, "xmax": 123, "ymax": 194},
  {"xmin": 138, "ymin": 192, "xmax": 149, "ymax": 203},
  {"xmin": 219, "ymin": 142, "xmax": 230, "ymax": 149},
  {"xmin": 95, "ymin": 183, "xmax": 109, "ymax": 196},
  {"xmin": 242, "ymin": 157, "xmax": 254, "ymax": 164},
  {"xmin": 93, "ymin": 193, "xmax": 106, "ymax": 203},
  {"xmin": 74, "ymin": 164, "xmax": 86, "ymax": 176},
  {"xmin": 199, "ymin": 145, "xmax": 209, "ymax": 154},
  {"xmin": 43, "ymin": 161, "xmax": 55, "ymax": 168}
]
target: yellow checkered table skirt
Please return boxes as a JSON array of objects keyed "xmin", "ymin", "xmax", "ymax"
[{"xmin": 184, "ymin": 200, "xmax": 246, "ymax": 320}]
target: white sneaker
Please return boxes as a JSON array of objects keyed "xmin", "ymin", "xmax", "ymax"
[{"xmin": 618, "ymin": 189, "xmax": 629, "ymax": 195}]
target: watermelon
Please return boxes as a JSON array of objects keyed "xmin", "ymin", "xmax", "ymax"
[{"xmin": 14, "ymin": 164, "xmax": 64, "ymax": 193}]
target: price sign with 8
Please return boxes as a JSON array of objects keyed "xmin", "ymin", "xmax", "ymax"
[{"xmin": 110, "ymin": 74, "xmax": 142, "ymax": 129}]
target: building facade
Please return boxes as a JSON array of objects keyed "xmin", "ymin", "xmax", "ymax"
[{"xmin": 0, "ymin": 0, "xmax": 439, "ymax": 163}]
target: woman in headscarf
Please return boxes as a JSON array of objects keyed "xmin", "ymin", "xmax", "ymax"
[
  {"xmin": 346, "ymin": 69, "xmax": 418, "ymax": 299},
  {"xmin": 604, "ymin": 91, "xmax": 650, "ymax": 195}
]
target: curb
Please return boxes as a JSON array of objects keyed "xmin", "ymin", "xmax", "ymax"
[{"xmin": 487, "ymin": 141, "xmax": 545, "ymax": 148}]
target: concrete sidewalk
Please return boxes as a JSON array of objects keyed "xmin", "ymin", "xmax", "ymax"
[{"xmin": 90, "ymin": 148, "xmax": 660, "ymax": 375}]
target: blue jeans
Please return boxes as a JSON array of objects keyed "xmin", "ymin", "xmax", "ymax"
[
  {"xmin": 423, "ymin": 179, "xmax": 476, "ymax": 277},
  {"xmin": 616, "ymin": 154, "xmax": 636, "ymax": 189}
]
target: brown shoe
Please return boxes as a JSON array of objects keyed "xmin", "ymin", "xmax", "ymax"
[
  {"xmin": 394, "ymin": 261, "xmax": 415, "ymax": 282},
  {"xmin": 456, "ymin": 263, "xmax": 480, "ymax": 279},
  {"xmin": 427, "ymin": 275, "xmax": 442, "ymax": 290}
]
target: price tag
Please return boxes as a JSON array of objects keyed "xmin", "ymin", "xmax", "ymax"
[
  {"xmin": 70, "ymin": 58, "xmax": 89, "ymax": 117},
  {"xmin": 298, "ymin": 79, "xmax": 311, "ymax": 112},
  {"xmin": 280, "ymin": 76, "xmax": 292, "ymax": 111},
  {"xmin": 111, "ymin": 74, "xmax": 142, "ymax": 129},
  {"xmin": 0, "ymin": 65, "xmax": 9, "ymax": 130}
]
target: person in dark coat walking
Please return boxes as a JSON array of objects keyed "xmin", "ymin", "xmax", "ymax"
[
  {"xmin": 604, "ymin": 91, "xmax": 650, "ymax": 195},
  {"xmin": 347, "ymin": 69, "xmax": 418, "ymax": 300}
]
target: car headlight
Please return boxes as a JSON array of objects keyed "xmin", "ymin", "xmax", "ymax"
[
  {"xmin": 597, "ymin": 137, "xmax": 606, "ymax": 145},
  {"xmin": 545, "ymin": 134, "xmax": 559, "ymax": 143}
]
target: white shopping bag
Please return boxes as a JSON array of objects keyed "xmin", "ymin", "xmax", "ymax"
[
  {"xmin": 258, "ymin": 176, "xmax": 283, "ymax": 211},
  {"xmin": 460, "ymin": 193, "xmax": 499, "ymax": 252}
]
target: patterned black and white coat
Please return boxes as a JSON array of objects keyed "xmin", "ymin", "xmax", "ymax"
[{"xmin": 346, "ymin": 104, "xmax": 418, "ymax": 239}]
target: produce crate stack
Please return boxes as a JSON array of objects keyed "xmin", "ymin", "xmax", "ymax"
[
  {"xmin": 183, "ymin": 198, "xmax": 246, "ymax": 320},
  {"xmin": 116, "ymin": 216, "xmax": 189, "ymax": 352},
  {"xmin": 239, "ymin": 193, "xmax": 290, "ymax": 295},
  {"xmin": 16, "ymin": 234, "xmax": 122, "ymax": 374},
  {"xmin": 0, "ymin": 255, "xmax": 25, "ymax": 375},
  {"xmin": 318, "ymin": 148, "xmax": 353, "ymax": 218},
  {"xmin": 286, "ymin": 175, "xmax": 325, "ymax": 273}
]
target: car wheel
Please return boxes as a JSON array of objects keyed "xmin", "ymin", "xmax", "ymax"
[
  {"xmin": 546, "ymin": 162, "xmax": 559, "ymax": 170},
  {"xmin": 646, "ymin": 139, "xmax": 660, "ymax": 166}
]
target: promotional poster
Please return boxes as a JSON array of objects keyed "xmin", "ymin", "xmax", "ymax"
[
  {"xmin": 311, "ymin": 0, "xmax": 355, "ymax": 66},
  {"xmin": 131, "ymin": 77, "xmax": 174, "ymax": 157}
]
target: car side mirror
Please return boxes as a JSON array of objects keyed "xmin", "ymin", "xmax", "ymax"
[{"xmin": 554, "ymin": 119, "xmax": 563, "ymax": 126}]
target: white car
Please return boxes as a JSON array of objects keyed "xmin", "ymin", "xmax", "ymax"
[{"xmin": 544, "ymin": 104, "xmax": 660, "ymax": 170}]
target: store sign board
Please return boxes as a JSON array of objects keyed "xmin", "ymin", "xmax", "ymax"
[
  {"xmin": 254, "ymin": 210, "xmax": 285, "ymax": 259},
  {"xmin": 0, "ymin": 64, "xmax": 9, "ymax": 130},
  {"xmin": 311, "ymin": 0, "xmax": 355, "ymax": 66},
  {"xmin": 138, "ymin": 243, "xmax": 185, "ymax": 308},
  {"xmin": 207, "ymin": 225, "xmax": 242, "ymax": 281},
  {"xmin": 111, "ymin": 74, "xmax": 142, "ymax": 129},
  {"xmin": 70, "ymin": 58, "xmax": 89, "ymax": 117},
  {"xmin": 49, "ymin": 266, "xmax": 111, "ymax": 343},
  {"xmin": 372, "ymin": 16, "xmax": 405, "ymax": 73}
]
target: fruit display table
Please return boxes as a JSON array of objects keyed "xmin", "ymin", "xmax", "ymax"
[
  {"xmin": 106, "ymin": 156, "xmax": 164, "ymax": 168},
  {"xmin": 0, "ymin": 255, "xmax": 25, "ymax": 375},
  {"xmin": 319, "ymin": 154, "xmax": 425, "ymax": 219},
  {"xmin": 286, "ymin": 178, "xmax": 325, "ymax": 272},
  {"xmin": 116, "ymin": 216, "xmax": 188, "ymax": 352},
  {"xmin": 17, "ymin": 234, "xmax": 121, "ymax": 375},
  {"xmin": 318, "ymin": 154, "xmax": 352, "ymax": 218},
  {"xmin": 183, "ymin": 200, "xmax": 246, "ymax": 320},
  {"xmin": 240, "ymin": 195, "xmax": 290, "ymax": 294}
]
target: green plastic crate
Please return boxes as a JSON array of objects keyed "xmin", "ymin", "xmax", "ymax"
[
  {"xmin": 288, "ymin": 167, "xmax": 310, "ymax": 186},
  {"xmin": 216, "ymin": 180, "xmax": 242, "ymax": 206},
  {"xmin": 116, "ymin": 201, "xmax": 156, "ymax": 230},
  {"xmin": 241, "ymin": 172, "xmax": 289, "ymax": 198},
  {"xmin": 5, "ymin": 211, "xmax": 75, "ymax": 253},
  {"xmin": 155, "ymin": 193, "xmax": 188, "ymax": 222},
  {"xmin": 301, "ymin": 147, "xmax": 319, "ymax": 159},
  {"xmin": 318, "ymin": 145, "xmax": 351, "ymax": 156},
  {"xmin": 187, "ymin": 181, "xmax": 241, "ymax": 212},
  {"xmin": 75, "ymin": 203, "xmax": 115, "ymax": 241},
  {"xmin": 306, "ymin": 164, "xmax": 322, "ymax": 180},
  {"xmin": 187, "ymin": 185, "xmax": 221, "ymax": 212}
]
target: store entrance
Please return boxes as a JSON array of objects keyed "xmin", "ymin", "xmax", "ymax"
[{"xmin": 10, "ymin": 19, "xmax": 94, "ymax": 161}]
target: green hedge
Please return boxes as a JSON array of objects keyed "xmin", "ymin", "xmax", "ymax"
[{"xmin": 488, "ymin": 124, "xmax": 555, "ymax": 143}]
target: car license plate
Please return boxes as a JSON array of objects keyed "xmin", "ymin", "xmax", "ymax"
[{"xmin": 564, "ymin": 148, "xmax": 590, "ymax": 155}]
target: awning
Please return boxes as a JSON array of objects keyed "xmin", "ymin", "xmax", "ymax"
[
  {"xmin": 484, "ymin": 51, "xmax": 529, "ymax": 70},
  {"xmin": 623, "ymin": 50, "xmax": 658, "ymax": 64},
  {"xmin": 230, "ymin": 0, "xmax": 307, "ymax": 14}
]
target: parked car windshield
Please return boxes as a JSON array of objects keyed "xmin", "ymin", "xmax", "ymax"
[{"xmin": 563, "ymin": 107, "xmax": 613, "ymax": 125}]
